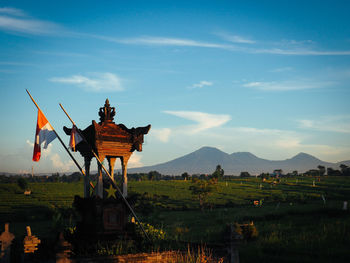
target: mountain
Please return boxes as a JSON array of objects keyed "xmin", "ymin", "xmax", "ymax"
[{"xmin": 129, "ymin": 146, "xmax": 350, "ymax": 175}]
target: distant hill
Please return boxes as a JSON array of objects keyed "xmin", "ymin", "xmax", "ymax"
[{"xmin": 129, "ymin": 146, "xmax": 350, "ymax": 175}]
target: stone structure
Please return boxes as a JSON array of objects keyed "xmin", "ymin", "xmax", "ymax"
[
  {"xmin": 0, "ymin": 223, "xmax": 15, "ymax": 262},
  {"xmin": 63, "ymin": 99, "xmax": 150, "ymax": 198},
  {"xmin": 23, "ymin": 226, "xmax": 41, "ymax": 254}
]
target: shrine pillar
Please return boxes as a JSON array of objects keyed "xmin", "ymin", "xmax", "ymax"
[
  {"xmin": 107, "ymin": 157, "xmax": 116, "ymax": 181},
  {"xmin": 121, "ymin": 157, "xmax": 129, "ymax": 197},
  {"xmin": 96, "ymin": 156, "xmax": 105, "ymax": 198},
  {"xmin": 84, "ymin": 157, "xmax": 92, "ymax": 198}
]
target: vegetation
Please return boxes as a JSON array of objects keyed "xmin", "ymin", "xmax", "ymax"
[
  {"xmin": 17, "ymin": 177, "xmax": 28, "ymax": 190},
  {"xmin": 0, "ymin": 168, "xmax": 350, "ymax": 262},
  {"xmin": 189, "ymin": 177, "xmax": 218, "ymax": 210}
]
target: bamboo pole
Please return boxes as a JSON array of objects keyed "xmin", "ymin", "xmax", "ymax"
[
  {"xmin": 26, "ymin": 89, "xmax": 86, "ymax": 177},
  {"xmin": 59, "ymin": 103, "xmax": 151, "ymax": 242}
]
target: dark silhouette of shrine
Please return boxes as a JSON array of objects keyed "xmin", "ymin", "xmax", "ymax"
[{"xmin": 63, "ymin": 99, "xmax": 151, "ymax": 198}]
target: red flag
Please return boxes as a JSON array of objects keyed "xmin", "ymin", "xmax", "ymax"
[
  {"xmin": 32, "ymin": 109, "xmax": 57, "ymax": 161},
  {"xmin": 69, "ymin": 126, "xmax": 82, "ymax": 151}
]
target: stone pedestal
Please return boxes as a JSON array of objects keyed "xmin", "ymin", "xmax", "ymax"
[{"xmin": 0, "ymin": 223, "xmax": 15, "ymax": 263}]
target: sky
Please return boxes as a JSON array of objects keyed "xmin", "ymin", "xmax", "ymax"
[{"xmin": 0, "ymin": 0, "xmax": 350, "ymax": 174}]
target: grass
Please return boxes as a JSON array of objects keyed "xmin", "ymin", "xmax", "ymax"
[{"xmin": 0, "ymin": 176, "xmax": 349, "ymax": 262}]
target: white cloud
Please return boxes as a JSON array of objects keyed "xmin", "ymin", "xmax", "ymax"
[
  {"xmin": 204, "ymin": 126, "xmax": 348, "ymax": 162},
  {"xmin": 216, "ymin": 32, "xmax": 255, "ymax": 44},
  {"xmin": 22, "ymin": 140, "xmax": 75, "ymax": 173},
  {"xmin": 98, "ymin": 35, "xmax": 350, "ymax": 56},
  {"xmin": 151, "ymin": 128, "xmax": 171, "ymax": 142},
  {"xmin": 243, "ymin": 80, "xmax": 333, "ymax": 91},
  {"xmin": 189, "ymin": 80, "xmax": 213, "ymax": 89},
  {"xmin": 109, "ymin": 36, "xmax": 233, "ymax": 49},
  {"xmin": 252, "ymin": 47, "xmax": 350, "ymax": 56},
  {"xmin": 0, "ymin": 9, "xmax": 62, "ymax": 35},
  {"xmin": 50, "ymin": 153, "xmax": 74, "ymax": 172},
  {"xmin": 164, "ymin": 111, "xmax": 231, "ymax": 133},
  {"xmin": 298, "ymin": 116, "xmax": 350, "ymax": 133},
  {"xmin": 50, "ymin": 72, "xmax": 123, "ymax": 92},
  {"xmin": 0, "ymin": 7, "xmax": 26, "ymax": 16},
  {"xmin": 128, "ymin": 152, "xmax": 143, "ymax": 168},
  {"xmin": 26, "ymin": 139, "xmax": 34, "ymax": 147}
]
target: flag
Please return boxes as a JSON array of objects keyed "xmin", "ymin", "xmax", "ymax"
[
  {"xmin": 32, "ymin": 109, "xmax": 57, "ymax": 161},
  {"xmin": 69, "ymin": 125, "xmax": 82, "ymax": 151}
]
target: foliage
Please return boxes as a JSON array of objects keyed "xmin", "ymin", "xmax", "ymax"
[
  {"xmin": 318, "ymin": 165, "xmax": 326, "ymax": 176},
  {"xmin": 211, "ymin": 165, "xmax": 224, "ymax": 179},
  {"xmin": 189, "ymin": 178, "xmax": 218, "ymax": 210},
  {"xmin": 148, "ymin": 170, "xmax": 162, "ymax": 181},
  {"xmin": 327, "ymin": 167, "xmax": 342, "ymax": 176},
  {"xmin": 171, "ymin": 245, "xmax": 224, "ymax": 263},
  {"xmin": 182, "ymin": 172, "xmax": 190, "ymax": 180},
  {"xmin": 95, "ymin": 240, "xmax": 135, "ymax": 256},
  {"xmin": 233, "ymin": 222, "xmax": 258, "ymax": 241},
  {"xmin": 17, "ymin": 177, "xmax": 28, "ymax": 190},
  {"xmin": 132, "ymin": 221, "xmax": 167, "ymax": 251},
  {"xmin": 340, "ymin": 164, "xmax": 350, "ymax": 176},
  {"xmin": 240, "ymin": 171, "xmax": 250, "ymax": 178},
  {"xmin": 1, "ymin": 176, "xmax": 350, "ymax": 262}
]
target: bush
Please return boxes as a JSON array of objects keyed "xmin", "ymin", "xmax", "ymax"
[{"xmin": 17, "ymin": 177, "xmax": 28, "ymax": 190}]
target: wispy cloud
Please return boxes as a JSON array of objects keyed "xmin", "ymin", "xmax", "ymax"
[
  {"xmin": 50, "ymin": 72, "xmax": 123, "ymax": 92},
  {"xmin": 0, "ymin": 7, "xmax": 63, "ymax": 35},
  {"xmin": 50, "ymin": 153, "xmax": 74, "ymax": 172},
  {"xmin": 209, "ymin": 126, "xmax": 348, "ymax": 162},
  {"xmin": 98, "ymin": 35, "xmax": 350, "ymax": 56},
  {"xmin": 0, "ymin": 7, "xmax": 26, "ymax": 16},
  {"xmin": 164, "ymin": 111, "xmax": 231, "ymax": 133},
  {"xmin": 104, "ymin": 36, "xmax": 234, "ymax": 49},
  {"xmin": 151, "ymin": 128, "xmax": 172, "ymax": 143},
  {"xmin": 188, "ymin": 80, "xmax": 213, "ymax": 89},
  {"xmin": 252, "ymin": 47, "xmax": 350, "ymax": 56},
  {"xmin": 25, "ymin": 140, "xmax": 74, "ymax": 172},
  {"xmin": 298, "ymin": 115, "xmax": 350, "ymax": 133},
  {"xmin": 216, "ymin": 32, "xmax": 255, "ymax": 44},
  {"xmin": 128, "ymin": 152, "xmax": 143, "ymax": 168},
  {"xmin": 243, "ymin": 80, "xmax": 333, "ymax": 91},
  {"xmin": 34, "ymin": 50, "xmax": 88, "ymax": 57},
  {"xmin": 270, "ymin": 67, "xmax": 293, "ymax": 72}
]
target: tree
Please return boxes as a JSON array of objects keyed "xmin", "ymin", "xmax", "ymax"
[
  {"xmin": 212, "ymin": 165, "xmax": 224, "ymax": 179},
  {"xmin": 273, "ymin": 169, "xmax": 283, "ymax": 177},
  {"xmin": 292, "ymin": 170, "xmax": 298, "ymax": 176},
  {"xmin": 240, "ymin": 171, "xmax": 250, "ymax": 178},
  {"xmin": 304, "ymin": 169, "xmax": 319, "ymax": 177},
  {"xmin": 17, "ymin": 177, "xmax": 28, "ymax": 190},
  {"xmin": 327, "ymin": 167, "xmax": 342, "ymax": 176},
  {"xmin": 340, "ymin": 164, "xmax": 350, "ymax": 176},
  {"xmin": 189, "ymin": 177, "xmax": 217, "ymax": 210},
  {"xmin": 181, "ymin": 172, "xmax": 189, "ymax": 180},
  {"xmin": 317, "ymin": 165, "xmax": 326, "ymax": 176},
  {"xmin": 148, "ymin": 171, "xmax": 161, "ymax": 181},
  {"xmin": 51, "ymin": 172, "xmax": 59, "ymax": 182}
]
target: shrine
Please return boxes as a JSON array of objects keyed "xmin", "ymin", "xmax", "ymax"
[{"xmin": 63, "ymin": 99, "xmax": 151, "ymax": 198}]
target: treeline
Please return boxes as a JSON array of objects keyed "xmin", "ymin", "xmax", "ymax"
[
  {"xmin": 0, "ymin": 172, "xmax": 83, "ymax": 183},
  {"xmin": 1, "ymin": 163, "xmax": 349, "ymax": 184}
]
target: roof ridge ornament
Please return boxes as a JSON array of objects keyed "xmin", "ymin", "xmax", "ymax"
[{"xmin": 99, "ymin": 99, "xmax": 116, "ymax": 124}]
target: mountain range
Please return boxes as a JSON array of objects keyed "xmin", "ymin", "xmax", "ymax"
[{"xmin": 129, "ymin": 146, "xmax": 350, "ymax": 175}]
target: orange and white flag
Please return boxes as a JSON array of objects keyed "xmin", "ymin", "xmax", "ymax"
[
  {"xmin": 69, "ymin": 125, "xmax": 82, "ymax": 151},
  {"xmin": 32, "ymin": 109, "xmax": 57, "ymax": 161}
]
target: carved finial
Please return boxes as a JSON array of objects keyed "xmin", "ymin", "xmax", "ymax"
[{"xmin": 99, "ymin": 99, "xmax": 116, "ymax": 123}]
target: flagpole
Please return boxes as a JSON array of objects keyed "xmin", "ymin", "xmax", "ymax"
[
  {"xmin": 26, "ymin": 89, "xmax": 86, "ymax": 177},
  {"xmin": 59, "ymin": 103, "xmax": 151, "ymax": 242}
]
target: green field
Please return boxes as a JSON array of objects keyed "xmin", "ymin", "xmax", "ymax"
[{"xmin": 1, "ymin": 176, "xmax": 350, "ymax": 262}]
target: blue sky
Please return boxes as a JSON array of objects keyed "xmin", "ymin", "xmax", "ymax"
[{"xmin": 1, "ymin": 0, "xmax": 350, "ymax": 174}]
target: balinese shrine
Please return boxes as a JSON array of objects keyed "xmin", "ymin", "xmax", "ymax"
[
  {"xmin": 64, "ymin": 99, "xmax": 150, "ymax": 198},
  {"xmin": 63, "ymin": 99, "xmax": 150, "ymax": 237}
]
